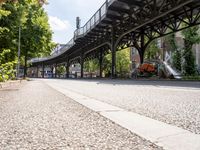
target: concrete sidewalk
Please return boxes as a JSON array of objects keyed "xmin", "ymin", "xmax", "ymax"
[{"xmin": 0, "ymin": 80, "xmax": 161, "ymax": 149}]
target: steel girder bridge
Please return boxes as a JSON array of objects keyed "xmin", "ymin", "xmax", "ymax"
[{"xmin": 30, "ymin": 0, "xmax": 200, "ymax": 78}]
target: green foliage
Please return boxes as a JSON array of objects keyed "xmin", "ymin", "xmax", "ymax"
[
  {"xmin": 172, "ymin": 50, "xmax": 182, "ymax": 71},
  {"xmin": 19, "ymin": 1, "xmax": 54, "ymax": 76},
  {"xmin": 56, "ymin": 66, "xmax": 65, "ymax": 76},
  {"xmin": 84, "ymin": 59, "xmax": 99, "ymax": 73},
  {"xmin": 0, "ymin": 49, "xmax": 16, "ymax": 82},
  {"xmin": 0, "ymin": 8, "xmax": 11, "ymax": 18},
  {"xmin": 0, "ymin": 5, "xmax": 16, "ymax": 82},
  {"xmin": 182, "ymin": 46, "xmax": 196, "ymax": 75},
  {"xmin": 168, "ymin": 33, "xmax": 178, "ymax": 52},
  {"xmin": 102, "ymin": 48, "xmax": 131, "ymax": 78},
  {"xmin": 0, "ymin": 0, "xmax": 54, "ymax": 80},
  {"xmin": 116, "ymin": 48, "xmax": 131, "ymax": 77},
  {"xmin": 182, "ymin": 26, "xmax": 200, "ymax": 44},
  {"xmin": 83, "ymin": 54, "xmax": 132, "ymax": 77},
  {"xmin": 145, "ymin": 40, "xmax": 160, "ymax": 60},
  {"xmin": 182, "ymin": 76, "xmax": 200, "ymax": 81},
  {"xmin": 167, "ymin": 33, "xmax": 182, "ymax": 71},
  {"xmin": 182, "ymin": 26, "xmax": 200, "ymax": 75},
  {"xmin": 102, "ymin": 53, "xmax": 112, "ymax": 77}
]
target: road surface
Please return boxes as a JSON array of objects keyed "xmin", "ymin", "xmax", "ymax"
[{"xmin": 43, "ymin": 79, "xmax": 200, "ymax": 134}]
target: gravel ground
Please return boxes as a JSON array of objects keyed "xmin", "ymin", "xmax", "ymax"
[
  {"xmin": 43, "ymin": 79, "xmax": 200, "ymax": 134},
  {"xmin": 0, "ymin": 80, "xmax": 162, "ymax": 150}
]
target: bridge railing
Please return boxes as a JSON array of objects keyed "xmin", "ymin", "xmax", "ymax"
[
  {"xmin": 74, "ymin": 0, "xmax": 115, "ymax": 40},
  {"xmin": 29, "ymin": 58, "xmax": 48, "ymax": 63}
]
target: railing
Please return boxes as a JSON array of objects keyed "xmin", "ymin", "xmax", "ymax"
[
  {"xmin": 74, "ymin": 0, "xmax": 115, "ymax": 40},
  {"xmin": 30, "ymin": 0, "xmax": 115, "ymax": 63},
  {"xmin": 29, "ymin": 58, "xmax": 48, "ymax": 63},
  {"xmin": 30, "ymin": 38, "xmax": 75, "ymax": 63}
]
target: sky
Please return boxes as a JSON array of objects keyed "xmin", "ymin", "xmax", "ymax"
[{"xmin": 44, "ymin": 0, "xmax": 105, "ymax": 44}]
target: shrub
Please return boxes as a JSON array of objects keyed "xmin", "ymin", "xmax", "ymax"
[
  {"xmin": 0, "ymin": 61, "xmax": 16, "ymax": 82},
  {"xmin": 182, "ymin": 76, "xmax": 200, "ymax": 81}
]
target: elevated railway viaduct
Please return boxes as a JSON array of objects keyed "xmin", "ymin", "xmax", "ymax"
[{"xmin": 30, "ymin": 0, "xmax": 200, "ymax": 78}]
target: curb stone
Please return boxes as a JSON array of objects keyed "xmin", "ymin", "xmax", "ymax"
[{"xmin": 0, "ymin": 80, "xmax": 23, "ymax": 89}]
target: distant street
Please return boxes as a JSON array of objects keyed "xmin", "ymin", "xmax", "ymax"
[{"xmin": 43, "ymin": 79, "xmax": 200, "ymax": 134}]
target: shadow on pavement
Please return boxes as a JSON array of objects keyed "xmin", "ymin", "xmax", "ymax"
[{"xmin": 32, "ymin": 78, "xmax": 200, "ymax": 89}]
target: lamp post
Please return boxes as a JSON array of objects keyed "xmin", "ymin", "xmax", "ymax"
[{"xmin": 16, "ymin": 26, "xmax": 21, "ymax": 79}]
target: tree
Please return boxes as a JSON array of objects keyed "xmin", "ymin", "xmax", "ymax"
[
  {"xmin": 172, "ymin": 49, "xmax": 182, "ymax": 71},
  {"xmin": 102, "ymin": 53, "xmax": 112, "ymax": 77},
  {"xmin": 0, "ymin": 3, "xmax": 16, "ymax": 82},
  {"xmin": 56, "ymin": 66, "xmax": 65, "ymax": 77},
  {"xmin": 20, "ymin": 0, "xmax": 53, "ymax": 77},
  {"xmin": 145, "ymin": 40, "xmax": 160, "ymax": 60},
  {"xmin": 166, "ymin": 33, "xmax": 182, "ymax": 71},
  {"xmin": 0, "ymin": 0, "xmax": 54, "ymax": 81},
  {"xmin": 0, "ymin": 2, "xmax": 20, "ymax": 61},
  {"xmin": 102, "ymin": 48, "xmax": 131, "ymax": 78},
  {"xmin": 182, "ymin": 26, "xmax": 200, "ymax": 75},
  {"xmin": 116, "ymin": 48, "xmax": 131, "ymax": 77},
  {"xmin": 84, "ymin": 59, "xmax": 99, "ymax": 73}
]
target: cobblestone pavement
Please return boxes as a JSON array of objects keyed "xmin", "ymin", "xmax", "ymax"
[
  {"xmin": 0, "ymin": 80, "xmax": 162, "ymax": 150},
  {"xmin": 43, "ymin": 79, "xmax": 200, "ymax": 134}
]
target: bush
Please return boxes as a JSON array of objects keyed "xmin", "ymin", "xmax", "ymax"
[
  {"xmin": 0, "ymin": 48, "xmax": 17, "ymax": 82},
  {"xmin": 182, "ymin": 76, "xmax": 200, "ymax": 81},
  {"xmin": 0, "ymin": 76, "xmax": 3, "ymax": 82},
  {"xmin": 0, "ymin": 61, "xmax": 16, "ymax": 82}
]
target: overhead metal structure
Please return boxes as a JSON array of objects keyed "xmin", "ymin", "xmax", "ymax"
[{"xmin": 30, "ymin": 0, "xmax": 200, "ymax": 78}]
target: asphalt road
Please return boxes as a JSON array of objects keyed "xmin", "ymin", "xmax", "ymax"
[{"xmin": 42, "ymin": 79, "xmax": 200, "ymax": 134}]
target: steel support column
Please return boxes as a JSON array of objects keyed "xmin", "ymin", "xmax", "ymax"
[
  {"xmin": 36, "ymin": 65, "xmax": 39, "ymax": 78},
  {"xmin": 111, "ymin": 26, "xmax": 116, "ymax": 79},
  {"xmin": 42, "ymin": 63, "xmax": 45, "ymax": 78},
  {"xmin": 139, "ymin": 32, "xmax": 145, "ymax": 64},
  {"xmin": 99, "ymin": 49, "xmax": 103, "ymax": 78},
  {"xmin": 51, "ymin": 65, "xmax": 54, "ymax": 78},
  {"xmin": 55, "ymin": 64, "xmax": 57, "ymax": 78},
  {"xmin": 81, "ymin": 52, "xmax": 84, "ymax": 78},
  {"xmin": 65, "ymin": 59, "xmax": 70, "ymax": 78}
]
